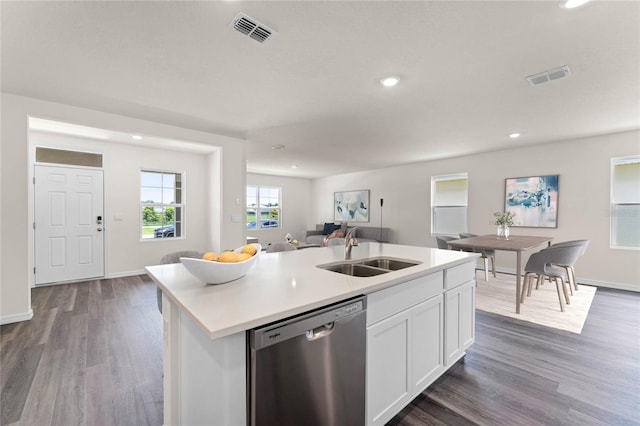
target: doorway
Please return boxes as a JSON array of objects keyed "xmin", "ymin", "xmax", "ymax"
[{"xmin": 34, "ymin": 164, "xmax": 105, "ymax": 285}]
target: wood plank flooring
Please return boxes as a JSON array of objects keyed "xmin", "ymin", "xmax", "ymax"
[
  {"xmin": 1, "ymin": 276, "xmax": 638, "ymax": 425},
  {"xmin": 1, "ymin": 275, "xmax": 163, "ymax": 426}
]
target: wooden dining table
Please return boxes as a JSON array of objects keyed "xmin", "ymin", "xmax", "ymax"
[{"xmin": 447, "ymin": 234, "xmax": 553, "ymax": 314}]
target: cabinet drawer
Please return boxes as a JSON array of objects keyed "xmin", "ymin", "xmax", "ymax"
[
  {"xmin": 367, "ymin": 271, "xmax": 443, "ymax": 326},
  {"xmin": 445, "ymin": 262, "xmax": 476, "ymax": 290}
]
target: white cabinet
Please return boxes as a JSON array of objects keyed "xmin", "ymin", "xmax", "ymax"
[
  {"xmin": 367, "ymin": 262, "xmax": 476, "ymax": 426},
  {"xmin": 367, "ymin": 309, "xmax": 411, "ymax": 426},
  {"xmin": 444, "ymin": 280, "xmax": 475, "ymax": 366},
  {"xmin": 411, "ymin": 295, "xmax": 445, "ymax": 391},
  {"xmin": 366, "ymin": 272, "xmax": 445, "ymax": 426}
]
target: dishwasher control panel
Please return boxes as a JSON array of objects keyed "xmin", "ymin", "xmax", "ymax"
[
  {"xmin": 250, "ymin": 296, "xmax": 366, "ymax": 350},
  {"xmin": 333, "ymin": 300, "xmax": 364, "ymax": 320}
]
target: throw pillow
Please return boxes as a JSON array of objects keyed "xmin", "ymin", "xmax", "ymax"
[{"xmin": 322, "ymin": 222, "xmax": 335, "ymax": 235}]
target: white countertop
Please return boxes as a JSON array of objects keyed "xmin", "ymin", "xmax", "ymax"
[{"xmin": 145, "ymin": 243, "xmax": 478, "ymax": 340}]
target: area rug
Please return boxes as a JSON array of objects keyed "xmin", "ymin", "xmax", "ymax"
[{"xmin": 475, "ymin": 272, "xmax": 597, "ymax": 334}]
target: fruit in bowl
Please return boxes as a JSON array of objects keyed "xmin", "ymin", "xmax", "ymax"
[{"xmin": 180, "ymin": 243, "xmax": 261, "ymax": 285}]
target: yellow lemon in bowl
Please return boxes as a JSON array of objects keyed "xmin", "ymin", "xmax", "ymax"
[
  {"xmin": 202, "ymin": 252, "xmax": 218, "ymax": 261},
  {"xmin": 241, "ymin": 244, "xmax": 257, "ymax": 256},
  {"xmin": 237, "ymin": 253, "xmax": 252, "ymax": 262},
  {"xmin": 218, "ymin": 251, "xmax": 240, "ymax": 263}
]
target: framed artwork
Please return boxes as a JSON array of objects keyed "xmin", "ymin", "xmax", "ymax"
[
  {"xmin": 504, "ymin": 175, "xmax": 559, "ymax": 228},
  {"xmin": 334, "ymin": 190, "xmax": 370, "ymax": 222}
]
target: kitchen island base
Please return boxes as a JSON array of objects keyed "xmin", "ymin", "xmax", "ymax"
[{"xmin": 149, "ymin": 244, "xmax": 479, "ymax": 425}]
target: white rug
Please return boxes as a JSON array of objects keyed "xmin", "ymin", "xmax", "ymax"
[{"xmin": 475, "ymin": 272, "xmax": 597, "ymax": 334}]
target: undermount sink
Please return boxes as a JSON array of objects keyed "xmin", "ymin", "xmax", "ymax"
[
  {"xmin": 358, "ymin": 258, "xmax": 420, "ymax": 271},
  {"xmin": 320, "ymin": 263, "xmax": 389, "ymax": 277},
  {"xmin": 318, "ymin": 257, "xmax": 421, "ymax": 277}
]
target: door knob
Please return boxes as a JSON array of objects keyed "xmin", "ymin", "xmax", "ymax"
[{"xmin": 97, "ymin": 227, "xmax": 103, "ymax": 232}]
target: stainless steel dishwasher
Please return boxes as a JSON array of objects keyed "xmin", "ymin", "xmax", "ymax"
[{"xmin": 248, "ymin": 296, "xmax": 366, "ymax": 426}]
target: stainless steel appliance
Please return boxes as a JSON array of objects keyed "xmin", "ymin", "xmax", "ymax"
[{"xmin": 249, "ymin": 296, "xmax": 367, "ymax": 426}]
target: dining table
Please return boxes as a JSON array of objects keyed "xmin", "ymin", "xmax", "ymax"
[{"xmin": 447, "ymin": 234, "xmax": 554, "ymax": 314}]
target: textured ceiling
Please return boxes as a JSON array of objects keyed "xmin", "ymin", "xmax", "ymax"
[{"xmin": 2, "ymin": 1, "xmax": 639, "ymax": 178}]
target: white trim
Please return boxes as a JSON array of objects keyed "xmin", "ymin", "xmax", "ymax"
[
  {"xmin": 106, "ymin": 269, "xmax": 147, "ymax": 279},
  {"xmin": 1, "ymin": 309, "xmax": 34, "ymax": 325}
]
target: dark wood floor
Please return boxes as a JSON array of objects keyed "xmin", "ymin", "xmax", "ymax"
[
  {"xmin": 1, "ymin": 276, "xmax": 638, "ymax": 425},
  {"xmin": 1, "ymin": 275, "xmax": 163, "ymax": 426}
]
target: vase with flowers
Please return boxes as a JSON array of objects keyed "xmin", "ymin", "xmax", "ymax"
[{"xmin": 492, "ymin": 211, "xmax": 516, "ymax": 240}]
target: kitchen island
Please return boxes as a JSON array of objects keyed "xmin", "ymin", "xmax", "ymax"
[{"xmin": 146, "ymin": 243, "xmax": 479, "ymax": 426}]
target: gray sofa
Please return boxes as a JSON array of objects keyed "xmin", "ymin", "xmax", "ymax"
[{"xmin": 306, "ymin": 223, "xmax": 390, "ymax": 246}]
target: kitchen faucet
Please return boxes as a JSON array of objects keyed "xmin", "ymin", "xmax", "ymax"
[{"xmin": 344, "ymin": 228, "xmax": 359, "ymax": 260}]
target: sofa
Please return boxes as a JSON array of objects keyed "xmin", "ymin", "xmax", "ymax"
[{"xmin": 306, "ymin": 223, "xmax": 391, "ymax": 246}]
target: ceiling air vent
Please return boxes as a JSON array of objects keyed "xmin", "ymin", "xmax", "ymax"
[
  {"xmin": 526, "ymin": 65, "xmax": 571, "ymax": 86},
  {"xmin": 232, "ymin": 13, "xmax": 275, "ymax": 43}
]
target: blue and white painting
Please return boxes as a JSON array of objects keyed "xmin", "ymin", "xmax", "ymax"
[
  {"xmin": 334, "ymin": 190, "xmax": 369, "ymax": 222},
  {"xmin": 505, "ymin": 175, "xmax": 559, "ymax": 228}
]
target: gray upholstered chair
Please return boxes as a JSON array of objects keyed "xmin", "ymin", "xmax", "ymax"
[
  {"xmin": 265, "ymin": 242, "xmax": 297, "ymax": 253},
  {"xmin": 550, "ymin": 240, "xmax": 589, "ymax": 292},
  {"xmin": 460, "ymin": 233, "xmax": 496, "ymax": 281},
  {"xmin": 436, "ymin": 235, "xmax": 458, "ymax": 250},
  {"xmin": 520, "ymin": 245, "xmax": 579, "ymax": 312},
  {"xmin": 157, "ymin": 250, "xmax": 202, "ymax": 313}
]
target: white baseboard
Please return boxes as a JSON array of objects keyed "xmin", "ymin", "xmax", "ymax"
[
  {"xmin": 491, "ymin": 267, "xmax": 639, "ymax": 293},
  {"xmin": 105, "ymin": 269, "xmax": 147, "ymax": 279},
  {"xmin": 1, "ymin": 309, "xmax": 34, "ymax": 325}
]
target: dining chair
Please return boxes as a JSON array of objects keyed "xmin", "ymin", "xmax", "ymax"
[
  {"xmin": 266, "ymin": 242, "xmax": 298, "ymax": 253},
  {"xmin": 550, "ymin": 240, "xmax": 589, "ymax": 292},
  {"xmin": 436, "ymin": 235, "xmax": 458, "ymax": 250},
  {"xmin": 520, "ymin": 245, "xmax": 576, "ymax": 312},
  {"xmin": 459, "ymin": 233, "xmax": 496, "ymax": 281}
]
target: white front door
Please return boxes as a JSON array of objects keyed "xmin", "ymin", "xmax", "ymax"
[{"xmin": 34, "ymin": 165, "xmax": 105, "ymax": 285}]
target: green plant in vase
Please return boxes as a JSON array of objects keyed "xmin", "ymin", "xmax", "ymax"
[{"xmin": 492, "ymin": 211, "xmax": 515, "ymax": 240}]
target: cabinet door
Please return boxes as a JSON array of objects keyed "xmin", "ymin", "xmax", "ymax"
[
  {"xmin": 444, "ymin": 286, "xmax": 462, "ymax": 366},
  {"xmin": 367, "ymin": 310, "xmax": 411, "ymax": 426},
  {"xmin": 459, "ymin": 281, "xmax": 475, "ymax": 351},
  {"xmin": 444, "ymin": 280, "xmax": 475, "ymax": 366},
  {"xmin": 412, "ymin": 295, "xmax": 444, "ymax": 392}
]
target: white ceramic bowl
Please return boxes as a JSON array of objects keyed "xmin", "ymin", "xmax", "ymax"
[{"xmin": 180, "ymin": 243, "xmax": 261, "ymax": 285}]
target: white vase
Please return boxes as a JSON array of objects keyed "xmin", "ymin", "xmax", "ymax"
[{"xmin": 497, "ymin": 225, "xmax": 510, "ymax": 240}]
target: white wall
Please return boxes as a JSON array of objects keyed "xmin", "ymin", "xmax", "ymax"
[
  {"xmin": 311, "ymin": 131, "xmax": 640, "ymax": 290},
  {"xmin": 247, "ymin": 173, "xmax": 312, "ymax": 247},
  {"xmin": 0, "ymin": 93, "xmax": 246, "ymax": 324},
  {"xmin": 30, "ymin": 132, "xmax": 212, "ymax": 276}
]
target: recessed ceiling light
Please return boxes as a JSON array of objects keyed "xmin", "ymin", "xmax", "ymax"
[
  {"xmin": 561, "ymin": 0, "xmax": 590, "ymax": 9},
  {"xmin": 509, "ymin": 132, "xmax": 521, "ymax": 139},
  {"xmin": 271, "ymin": 144, "xmax": 287, "ymax": 150},
  {"xmin": 381, "ymin": 76, "xmax": 399, "ymax": 87},
  {"xmin": 291, "ymin": 164, "xmax": 298, "ymax": 169},
  {"xmin": 132, "ymin": 134, "xmax": 143, "ymax": 140}
]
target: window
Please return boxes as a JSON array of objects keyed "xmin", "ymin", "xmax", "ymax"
[
  {"xmin": 140, "ymin": 170, "xmax": 183, "ymax": 239},
  {"xmin": 611, "ymin": 156, "xmax": 640, "ymax": 249},
  {"xmin": 247, "ymin": 186, "xmax": 281, "ymax": 230},
  {"xmin": 431, "ymin": 173, "xmax": 468, "ymax": 235}
]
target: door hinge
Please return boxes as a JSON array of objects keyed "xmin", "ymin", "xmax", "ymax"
[
  {"xmin": 33, "ymin": 177, "xmax": 35, "ymax": 184},
  {"xmin": 33, "ymin": 267, "xmax": 36, "ymax": 274},
  {"xmin": 33, "ymin": 222, "xmax": 36, "ymax": 230}
]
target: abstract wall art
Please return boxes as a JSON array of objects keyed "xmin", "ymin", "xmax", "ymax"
[
  {"xmin": 505, "ymin": 175, "xmax": 559, "ymax": 228},
  {"xmin": 334, "ymin": 190, "xmax": 370, "ymax": 222}
]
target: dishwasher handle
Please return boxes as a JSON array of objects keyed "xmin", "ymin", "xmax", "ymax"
[{"xmin": 306, "ymin": 322, "xmax": 335, "ymax": 340}]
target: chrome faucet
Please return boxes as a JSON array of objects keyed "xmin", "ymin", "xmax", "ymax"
[{"xmin": 344, "ymin": 228, "xmax": 359, "ymax": 260}]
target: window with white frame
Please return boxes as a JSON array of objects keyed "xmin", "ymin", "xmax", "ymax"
[
  {"xmin": 140, "ymin": 170, "xmax": 183, "ymax": 239},
  {"xmin": 611, "ymin": 156, "xmax": 640, "ymax": 249},
  {"xmin": 431, "ymin": 173, "xmax": 468, "ymax": 235},
  {"xmin": 247, "ymin": 185, "xmax": 281, "ymax": 230}
]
